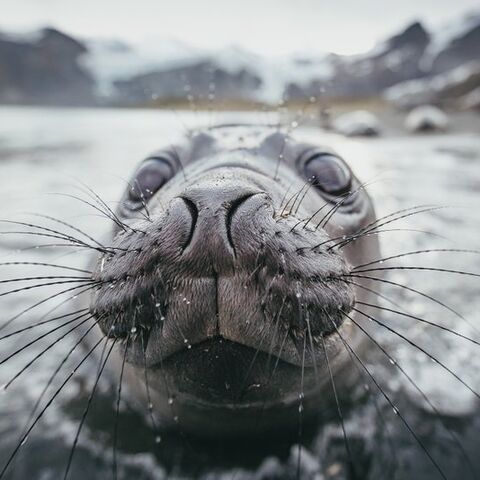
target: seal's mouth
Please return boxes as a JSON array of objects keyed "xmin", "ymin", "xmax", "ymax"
[
  {"xmin": 159, "ymin": 337, "xmax": 305, "ymax": 406},
  {"xmin": 151, "ymin": 336, "xmax": 337, "ymax": 410}
]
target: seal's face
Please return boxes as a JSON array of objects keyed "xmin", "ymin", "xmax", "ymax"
[{"xmin": 90, "ymin": 125, "xmax": 378, "ymax": 435}]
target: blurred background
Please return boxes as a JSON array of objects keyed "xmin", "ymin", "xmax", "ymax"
[{"xmin": 0, "ymin": 0, "xmax": 479, "ymax": 120}]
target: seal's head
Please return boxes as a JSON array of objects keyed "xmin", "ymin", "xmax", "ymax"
[{"xmin": 90, "ymin": 125, "xmax": 379, "ymax": 436}]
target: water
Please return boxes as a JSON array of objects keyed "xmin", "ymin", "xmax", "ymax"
[{"xmin": 0, "ymin": 106, "xmax": 479, "ymax": 479}]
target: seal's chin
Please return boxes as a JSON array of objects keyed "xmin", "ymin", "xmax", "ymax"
[
  {"xmin": 150, "ymin": 312, "xmax": 352, "ymax": 409},
  {"xmin": 156, "ymin": 337, "xmax": 317, "ymax": 408}
]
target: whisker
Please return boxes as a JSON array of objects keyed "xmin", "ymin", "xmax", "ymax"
[
  {"xmin": 127, "ymin": 178, "xmax": 152, "ymax": 222},
  {"xmin": 352, "ymin": 249, "xmax": 480, "ymax": 271},
  {"xmin": 357, "ymin": 205, "xmax": 441, "ymax": 234},
  {"xmin": 0, "ymin": 308, "xmax": 89, "ymax": 342},
  {"xmin": 341, "ymin": 279, "xmax": 408, "ymax": 314},
  {"xmin": 278, "ymin": 182, "xmax": 294, "ymax": 213},
  {"xmin": 333, "ymin": 206, "xmax": 448, "ymax": 250},
  {"xmin": 76, "ymin": 181, "xmax": 126, "ymax": 226},
  {"xmin": 273, "ymin": 131, "xmax": 288, "ymax": 181},
  {"xmin": 296, "ymin": 333, "xmax": 307, "ymax": 480},
  {"xmin": 0, "ymin": 218, "xmax": 111, "ymax": 253},
  {"xmin": 0, "ymin": 337, "xmax": 104, "ymax": 479},
  {"xmin": 281, "ymin": 181, "xmax": 310, "ymax": 217},
  {"xmin": 28, "ymin": 213, "xmax": 110, "ymax": 252},
  {"xmin": 0, "ymin": 275, "xmax": 92, "ymax": 285},
  {"xmin": 321, "ymin": 333, "xmax": 358, "ymax": 479},
  {"xmin": 49, "ymin": 192, "xmax": 130, "ymax": 234},
  {"xmin": 0, "ymin": 261, "xmax": 92, "ymax": 275},
  {"xmin": 349, "ymin": 266, "xmax": 480, "ymax": 279},
  {"xmin": 357, "ymin": 301, "xmax": 480, "ymax": 347},
  {"xmin": 63, "ymin": 337, "xmax": 116, "ymax": 480},
  {"xmin": 297, "ymin": 177, "xmax": 380, "ymax": 232},
  {"xmin": 19, "ymin": 321, "xmax": 99, "ymax": 441},
  {"xmin": 113, "ymin": 339, "xmax": 129, "ymax": 480},
  {"xmin": 342, "ymin": 310, "xmax": 477, "ymax": 479},
  {"xmin": 142, "ymin": 343, "xmax": 161, "ymax": 444},
  {"xmin": 329, "ymin": 313, "xmax": 448, "ymax": 480},
  {"xmin": 291, "ymin": 182, "xmax": 313, "ymax": 216},
  {"xmin": 0, "ymin": 311, "xmax": 94, "ymax": 367},
  {"xmin": 0, "ymin": 279, "xmax": 99, "ymax": 300},
  {"xmin": 352, "ymin": 307, "xmax": 480, "ymax": 401},
  {"xmin": 346, "ymin": 274, "xmax": 479, "ymax": 334},
  {"xmin": 312, "ymin": 228, "xmax": 445, "ymax": 251},
  {"xmin": 3, "ymin": 313, "xmax": 93, "ymax": 390},
  {"xmin": 323, "ymin": 308, "xmax": 399, "ymax": 475},
  {"xmin": 68, "ymin": 181, "xmax": 130, "ymax": 224},
  {"xmin": 315, "ymin": 179, "xmax": 376, "ymax": 231},
  {"xmin": 265, "ymin": 297, "xmax": 287, "ymax": 369},
  {"xmin": 0, "ymin": 283, "xmax": 97, "ymax": 334}
]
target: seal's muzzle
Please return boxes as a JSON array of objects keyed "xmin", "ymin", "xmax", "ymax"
[{"xmin": 88, "ymin": 125, "xmax": 378, "ymax": 434}]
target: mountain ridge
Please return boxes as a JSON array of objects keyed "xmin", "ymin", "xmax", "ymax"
[{"xmin": 0, "ymin": 10, "xmax": 478, "ymax": 107}]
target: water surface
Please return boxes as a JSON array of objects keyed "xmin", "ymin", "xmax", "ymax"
[{"xmin": 0, "ymin": 107, "xmax": 479, "ymax": 479}]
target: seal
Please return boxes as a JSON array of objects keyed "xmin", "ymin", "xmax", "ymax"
[{"xmin": 88, "ymin": 124, "xmax": 380, "ymax": 437}]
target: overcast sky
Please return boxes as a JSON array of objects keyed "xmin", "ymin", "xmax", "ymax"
[{"xmin": 2, "ymin": 0, "xmax": 479, "ymax": 55}]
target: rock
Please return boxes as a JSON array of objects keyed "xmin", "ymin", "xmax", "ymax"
[
  {"xmin": 332, "ymin": 110, "xmax": 381, "ymax": 137},
  {"xmin": 405, "ymin": 105, "xmax": 449, "ymax": 132}
]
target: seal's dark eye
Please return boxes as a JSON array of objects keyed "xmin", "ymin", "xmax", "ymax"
[
  {"xmin": 129, "ymin": 158, "xmax": 173, "ymax": 205},
  {"xmin": 303, "ymin": 154, "xmax": 352, "ymax": 195}
]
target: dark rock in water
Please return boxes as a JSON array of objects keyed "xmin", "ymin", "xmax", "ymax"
[
  {"xmin": 113, "ymin": 60, "xmax": 262, "ymax": 105},
  {"xmin": 405, "ymin": 105, "xmax": 449, "ymax": 132},
  {"xmin": 332, "ymin": 110, "xmax": 381, "ymax": 137},
  {"xmin": 0, "ymin": 27, "xmax": 96, "ymax": 105}
]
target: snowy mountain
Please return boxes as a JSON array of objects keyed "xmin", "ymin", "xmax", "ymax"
[
  {"xmin": 384, "ymin": 11, "xmax": 480, "ymax": 108},
  {"xmin": 0, "ymin": 27, "xmax": 95, "ymax": 105},
  {"xmin": 384, "ymin": 61, "xmax": 480, "ymax": 109},
  {"xmin": 0, "ymin": 9, "xmax": 478, "ymax": 107},
  {"xmin": 83, "ymin": 41, "xmax": 335, "ymax": 104}
]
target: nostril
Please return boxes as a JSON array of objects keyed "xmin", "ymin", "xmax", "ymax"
[
  {"xmin": 225, "ymin": 193, "xmax": 257, "ymax": 253},
  {"xmin": 179, "ymin": 197, "xmax": 198, "ymax": 252}
]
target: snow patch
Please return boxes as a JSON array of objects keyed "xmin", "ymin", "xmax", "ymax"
[
  {"xmin": 384, "ymin": 61, "xmax": 480, "ymax": 108},
  {"xmin": 421, "ymin": 9, "xmax": 480, "ymax": 70}
]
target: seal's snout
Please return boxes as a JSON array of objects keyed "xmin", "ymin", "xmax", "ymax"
[
  {"xmin": 176, "ymin": 182, "xmax": 269, "ymax": 263},
  {"xmin": 91, "ymin": 172, "xmax": 355, "ymax": 370}
]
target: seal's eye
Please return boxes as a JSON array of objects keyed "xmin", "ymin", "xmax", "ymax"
[
  {"xmin": 128, "ymin": 158, "xmax": 173, "ymax": 206},
  {"xmin": 303, "ymin": 154, "xmax": 352, "ymax": 196}
]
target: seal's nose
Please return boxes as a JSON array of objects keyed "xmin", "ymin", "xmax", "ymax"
[{"xmin": 177, "ymin": 182, "xmax": 265, "ymax": 267}]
